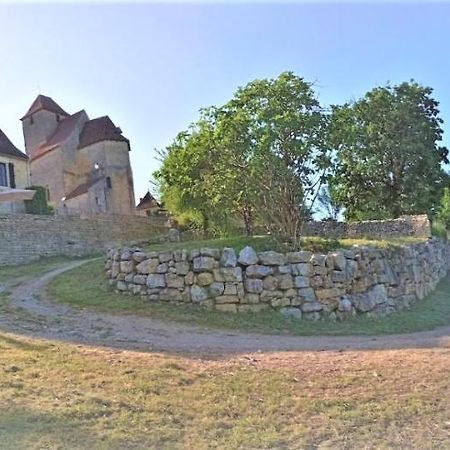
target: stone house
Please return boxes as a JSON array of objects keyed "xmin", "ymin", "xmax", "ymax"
[
  {"xmin": 0, "ymin": 128, "xmax": 34, "ymax": 213},
  {"xmin": 21, "ymin": 95, "xmax": 136, "ymax": 217},
  {"xmin": 136, "ymin": 191, "xmax": 164, "ymax": 217}
]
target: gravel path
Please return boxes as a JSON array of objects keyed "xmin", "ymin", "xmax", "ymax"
[{"xmin": 1, "ymin": 259, "xmax": 450, "ymax": 355}]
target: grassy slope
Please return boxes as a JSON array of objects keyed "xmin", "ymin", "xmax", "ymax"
[
  {"xmin": 0, "ymin": 332, "xmax": 449, "ymax": 450},
  {"xmin": 48, "ymin": 259, "xmax": 450, "ymax": 336}
]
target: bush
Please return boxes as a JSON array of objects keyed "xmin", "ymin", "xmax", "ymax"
[
  {"xmin": 24, "ymin": 186, "xmax": 54, "ymax": 215},
  {"xmin": 437, "ymin": 187, "xmax": 450, "ymax": 231}
]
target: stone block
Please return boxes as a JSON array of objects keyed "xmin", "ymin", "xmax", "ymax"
[
  {"xmin": 209, "ymin": 282, "xmax": 225, "ymax": 297},
  {"xmin": 120, "ymin": 260, "xmax": 134, "ymax": 274},
  {"xmin": 175, "ymin": 261, "xmax": 190, "ymax": 275},
  {"xmin": 136, "ymin": 259, "xmax": 159, "ymax": 274},
  {"xmin": 291, "ymin": 263, "xmax": 312, "ymax": 276},
  {"xmin": 166, "ymin": 273, "xmax": 184, "ymax": 289},
  {"xmin": 133, "ymin": 274, "xmax": 147, "ymax": 285},
  {"xmin": 238, "ymin": 246, "xmax": 258, "ymax": 266},
  {"xmin": 258, "ymin": 251, "xmax": 287, "ymax": 266},
  {"xmin": 277, "ymin": 274, "xmax": 294, "ymax": 290},
  {"xmin": 246, "ymin": 264, "xmax": 273, "ymax": 278},
  {"xmin": 193, "ymin": 256, "xmax": 215, "ymax": 272},
  {"xmin": 146, "ymin": 274, "xmax": 166, "ymax": 289},
  {"xmin": 294, "ymin": 276, "xmax": 310, "ymax": 288},
  {"xmin": 224, "ymin": 283, "xmax": 237, "ymax": 295},
  {"xmin": 197, "ymin": 272, "xmax": 214, "ymax": 286},
  {"xmin": 286, "ymin": 251, "xmax": 311, "ymax": 263},
  {"xmin": 297, "ymin": 287, "xmax": 316, "ymax": 302},
  {"xmin": 263, "ymin": 275, "xmax": 279, "ymax": 291},
  {"xmin": 157, "ymin": 263, "xmax": 168, "ymax": 274},
  {"xmin": 132, "ymin": 252, "xmax": 147, "ymax": 263},
  {"xmin": 220, "ymin": 247, "xmax": 237, "ymax": 267},
  {"xmin": 315, "ymin": 288, "xmax": 341, "ymax": 300},
  {"xmin": 244, "ymin": 278, "xmax": 264, "ymax": 294},
  {"xmin": 191, "ymin": 285, "xmax": 210, "ymax": 303},
  {"xmin": 158, "ymin": 252, "xmax": 173, "ymax": 263}
]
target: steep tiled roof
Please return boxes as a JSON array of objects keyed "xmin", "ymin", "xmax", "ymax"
[
  {"xmin": 21, "ymin": 95, "xmax": 69, "ymax": 120},
  {"xmin": 136, "ymin": 191, "xmax": 161, "ymax": 210},
  {"xmin": 78, "ymin": 116, "xmax": 129, "ymax": 150},
  {"xmin": 0, "ymin": 129, "xmax": 28, "ymax": 160},
  {"xmin": 31, "ymin": 111, "xmax": 87, "ymax": 161}
]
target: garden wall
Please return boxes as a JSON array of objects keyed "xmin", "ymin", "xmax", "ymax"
[
  {"xmin": 106, "ymin": 237, "xmax": 450, "ymax": 319},
  {"xmin": 302, "ymin": 215, "xmax": 431, "ymax": 239},
  {"xmin": 0, "ymin": 213, "xmax": 171, "ymax": 266}
]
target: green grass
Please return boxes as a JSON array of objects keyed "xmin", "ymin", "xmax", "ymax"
[
  {"xmin": 0, "ymin": 256, "xmax": 78, "ymax": 284},
  {"xmin": 0, "ymin": 332, "xmax": 449, "ymax": 449},
  {"xmin": 145, "ymin": 234, "xmax": 426, "ymax": 254},
  {"xmin": 48, "ymin": 259, "xmax": 450, "ymax": 336}
]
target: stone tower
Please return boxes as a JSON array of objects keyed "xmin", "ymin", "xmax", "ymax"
[{"xmin": 20, "ymin": 95, "xmax": 136, "ymax": 216}]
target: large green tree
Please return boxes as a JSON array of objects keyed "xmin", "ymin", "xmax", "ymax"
[
  {"xmin": 156, "ymin": 72, "xmax": 329, "ymax": 242},
  {"xmin": 329, "ymin": 81, "xmax": 449, "ymax": 220}
]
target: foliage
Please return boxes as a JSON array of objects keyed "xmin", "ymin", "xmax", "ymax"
[
  {"xmin": 156, "ymin": 72, "xmax": 329, "ymax": 243},
  {"xmin": 24, "ymin": 186, "xmax": 53, "ymax": 215},
  {"xmin": 328, "ymin": 81, "xmax": 449, "ymax": 220},
  {"xmin": 437, "ymin": 187, "xmax": 450, "ymax": 231}
]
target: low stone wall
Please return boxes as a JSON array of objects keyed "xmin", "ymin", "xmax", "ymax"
[
  {"xmin": 302, "ymin": 215, "xmax": 431, "ymax": 239},
  {"xmin": 106, "ymin": 238, "xmax": 450, "ymax": 319},
  {"xmin": 0, "ymin": 213, "xmax": 170, "ymax": 266}
]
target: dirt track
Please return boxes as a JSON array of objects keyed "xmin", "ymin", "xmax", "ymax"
[{"xmin": 1, "ymin": 260, "xmax": 450, "ymax": 356}]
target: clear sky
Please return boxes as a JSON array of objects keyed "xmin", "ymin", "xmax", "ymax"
[{"xmin": 1, "ymin": 1, "xmax": 449, "ymax": 202}]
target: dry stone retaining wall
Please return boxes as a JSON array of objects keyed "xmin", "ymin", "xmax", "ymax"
[
  {"xmin": 106, "ymin": 237, "xmax": 450, "ymax": 319},
  {"xmin": 302, "ymin": 215, "xmax": 431, "ymax": 239},
  {"xmin": 0, "ymin": 213, "xmax": 170, "ymax": 266}
]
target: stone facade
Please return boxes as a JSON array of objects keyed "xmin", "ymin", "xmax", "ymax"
[
  {"xmin": 21, "ymin": 95, "xmax": 136, "ymax": 217},
  {"xmin": 0, "ymin": 214, "xmax": 170, "ymax": 266},
  {"xmin": 107, "ymin": 238, "xmax": 450, "ymax": 319}
]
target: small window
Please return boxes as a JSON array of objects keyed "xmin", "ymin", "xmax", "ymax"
[
  {"xmin": 0, "ymin": 163, "xmax": 7, "ymax": 187},
  {"xmin": 30, "ymin": 116, "xmax": 34, "ymax": 125},
  {"xmin": 8, "ymin": 163, "xmax": 15, "ymax": 189},
  {"xmin": 95, "ymin": 197, "xmax": 99, "ymax": 206},
  {"xmin": 46, "ymin": 188, "xmax": 50, "ymax": 200},
  {"xmin": 56, "ymin": 115, "xmax": 60, "ymax": 123},
  {"xmin": 106, "ymin": 176, "xmax": 112, "ymax": 189}
]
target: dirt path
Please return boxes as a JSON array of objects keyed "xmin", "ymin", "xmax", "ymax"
[{"xmin": 1, "ymin": 260, "xmax": 450, "ymax": 356}]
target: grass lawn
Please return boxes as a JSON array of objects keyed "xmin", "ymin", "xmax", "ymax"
[
  {"xmin": 0, "ymin": 256, "xmax": 81, "ymax": 284},
  {"xmin": 0, "ymin": 331, "xmax": 449, "ymax": 449},
  {"xmin": 145, "ymin": 234, "xmax": 426, "ymax": 254},
  {"xmin": 48, "ymin": 259, "xmax": 450, "ymax": 336}
]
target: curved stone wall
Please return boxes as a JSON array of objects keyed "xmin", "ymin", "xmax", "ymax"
[{"xmin": 106, "ymin": 238, "xmax": 450, "ymax": 319}]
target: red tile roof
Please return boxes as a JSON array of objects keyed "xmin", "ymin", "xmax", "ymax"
[
  {"xmin": 0, "ymin": 129, "xmax": 28, "ymax": 160},
  {"xmin": 78, "ymin": 116, "xmax": 129, "ymax": 150},
  {"xmin": 21, "ymin": 95, "xmax": 69, "ymax": 120},
  {"xmin": 31, "ymin": 110, "xmax": 87, "ymax": 162}
]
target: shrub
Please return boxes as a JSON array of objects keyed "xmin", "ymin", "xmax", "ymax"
[{"xmin": 24, "ymin": 186, "xmax": 54, "ymax": 215}]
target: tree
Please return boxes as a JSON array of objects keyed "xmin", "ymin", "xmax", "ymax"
[
  {"xmin": 437, "ymin": 187, "xmax": 450, "ymax": 230},
  {"xmin": 211, "ymin": 72, "xmax": 329, "ymax": 243},
  {"xmin": 156, "ymin": 72, "xmax": 329, "ymax": 242},
  {"xmin": 329, "ymin": 81, "xmax": 449, "ymax": 220}
]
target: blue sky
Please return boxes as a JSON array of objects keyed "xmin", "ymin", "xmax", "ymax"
[{"xmin": 1, "ymin": 1, "xmax": 449, "ymax": 201}]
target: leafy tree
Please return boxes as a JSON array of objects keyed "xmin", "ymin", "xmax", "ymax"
[
  {"xmin": 329, "ymin": 81, "xmax": 449, "ymax": 220},
  {"xmin": 437, "ymin": 187, "xmax": 450, "ymax": 230},
  {"xmin": 24, "ymin": 186, "xmax": 53, "ymax": 215},
  {"xmin": 156, "ymin": 72, "xmax": 329, "ymax": 242}
]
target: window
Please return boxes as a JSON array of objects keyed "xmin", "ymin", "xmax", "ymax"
[
  {"xmin": 8, "ymin": 163, "xmax": 15, "ymax": 188},
  {"xmin": 106, "ymin": 176, "xmax": 112, "ymax": 189},
  {"xmin": 56, "ymin": 115, "xmax": 60, "ymax": 123},
  {"xmin": 0, "ymin": 163, "xmax": 7, "ymax": 187},
  {"xmin": 30, "ymin": 116, "xmax": 34, "ymax": 125}
]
